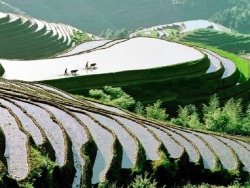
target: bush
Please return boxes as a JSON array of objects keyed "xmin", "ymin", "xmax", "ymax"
[
  {"xmin": 0, "ymin": 63, "xmax": 5, "ymax": 76},
  {"xmin": 100, "ymin": 28, "xmax": 129, "ymax": 39},
  {"xmin": 129, "ymin": 172, "xmax": 158, "ymax": 188},
  {"xmin": 171, "ymin": 94, "xmax": 250, "ymax": 136},
  {"xmin": 145, "ymin": 100, "xmax": 168, "ymax": 121},
  {"xmin": 71, "ymin": 30, "xmax": 92, "ymax": 44},
  {"xmin": 135, "ymin": 102, "xmax": 145, "ymax": 117},
  {"xmin": 89, "ymin": 86, "xmax": 135, "ymax": 110}
]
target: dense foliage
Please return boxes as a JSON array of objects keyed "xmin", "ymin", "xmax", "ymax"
[
  {"xmin": 176, "ymin": 0, "xmax": 250, "ymax": 34},
  {"xmin": 89, "ymin": 86, "xmax": 135, "ymax": 110},
  {"xmin": 171, "ymin": 95, "xmax": 250, "ymax": 136},
  {"xmin": 88, "ymin": 87, "xmax": 250, "ymax": 136},
  {"xmin": 0, "ymin": 63, "xmax": 5, "ymax": 76},
  {"xmin": 71, "ymin": 30, "xmax": 92, "ymax": 44},
  {"xmin": 99, "ymin": 28, "xmax": 129, "ymax": 39},
  {"xmin": 210, "ymin": 0, "xmax": 250, "ymax": 34},
  {"xmin": 2, "ymin": 0, "xmax": 250, "ymax": 34}
]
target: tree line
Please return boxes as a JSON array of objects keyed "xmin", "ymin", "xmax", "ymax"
[{"xmin": 87, "ymin": 86, "xmax": 250, "ymax": 136}]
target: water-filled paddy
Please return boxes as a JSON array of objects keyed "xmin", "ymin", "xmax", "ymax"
[{"xmin": 1, "ymin": 37, "xmax": 204, "ymax": 81}]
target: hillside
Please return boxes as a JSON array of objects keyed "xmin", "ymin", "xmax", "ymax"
[
  {"xmin": 0, "ymin": 11, "xmax": 249, "ymax": 111},
  {"xmin": 0, "ymin": 12, "xmax": 95, "ymax": 60},
  {"xmin": 0, "ymin": 9, "xmax": 249, "ymax": 187},
  {"xmin": 0, "ymin": 79, "xmax": 249, "ymax": 187},
  {"xmin": 0, "ymin": 0, "xmax": 249, "ymax": 34},
  {"xmin": 177, "ymin": 29, "xmax": 250, "ymax": 55}
]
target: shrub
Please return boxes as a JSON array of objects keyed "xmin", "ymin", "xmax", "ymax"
[
  {"xmin": 89, "ymin": 86, "xmax": 135, "ymax": 110},
  {"xmin": 0, "ymin": 63, "xmax": 5, "ymax": 76},
  {"xmin": 145, "ymin": 100, "xmax": 168, "ymax": 121},
  {"xmin": 135, "ymin": 102, "xmax": 145, "ymax": 117},
  {"xmin": 129, "ymin": 172, "xmax": 158, "ymax": 188},
  {"xmin": 71, "ymin": 30, "xmax": 92, "ymax": 44},
  {"xmin": 100, "ymin": 28, "xmax": 129, "ymax": 39}
]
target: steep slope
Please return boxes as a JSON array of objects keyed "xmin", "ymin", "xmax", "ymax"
[{"xmin": 0, "ymin": 12, "xmax": 95, "ymax": 60}]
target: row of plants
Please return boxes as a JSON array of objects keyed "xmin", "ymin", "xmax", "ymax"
[
  {"xmin": 178, "ymin": 30, "xmax": 250, "ymax": 57},
  {"xmin": 181, "ymin": 42, "xmax": 249, "ymax": 82},
  {"xmin": 0, "ymin": 13, "xmax": 74, "ymax": 60},
  {"xmin": 86, "ymin": 86, "xmax": 250, "ymax": 137}
]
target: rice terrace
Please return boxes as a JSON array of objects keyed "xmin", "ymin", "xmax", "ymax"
[{"xmin": 0, "ymin": 0, "xmax": 249, "ymax": 187}]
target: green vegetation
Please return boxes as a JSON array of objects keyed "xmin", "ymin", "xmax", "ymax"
[
  {"xmin": 145, "ymin": 100, "xmax": 168, "ymax": 121},
  {"xmin": 164, "ymin": 28, "xmax": 179, "ymax": 36},
  {"xmin": 171, "ymin": 95, "xmax": 250, "ymax": 136},
  {"xmin": 136, "ymin": 30, "xmax": 160, "ymax": 38},
  {"xmin": 130, "ymin": 172, "xmax": 158, "ymax": 188},
  {"xmin": 180, "ymin": 41, "xmax": 250, "ymax": 82},
  {"xmin": 99, "ymin": 173, "xmax": 250, "ymax": 188},
  {"xmin": 71, "ymin": 30, "xmax": 92, "ymax": 44},
  {"xmin": 6, "ymin": 0, "xmax": 250, "ymax": 34},
  {"xmin": 210, "ymin": 0, "xmax": 250, "ymax": 34},
  {"xmin": 174, "ymin": 0, "xmax": 250, "ymax": 34},
  {"xmin": 134, "ymin": 95, "xmax": 250, "ymax": 136},
  {"xmin": 100, "ymin": 28, "xmax": 129, "ymax": 39},
  {"xmin": 19, "ymin": 146, "xmax": 57, "ymax": 188},
  {"xmin": 89, "ymin": 86, "xmax": 250, "ymax": 135},
  {"xmin": 183, "ymin": 180, "xmax": 250, "ymax": 188},
  {"xmin": 0, "ymin": 13, "xmax": 74, "ymax": 60},
  {"xmin": 42, "ymin": 55, "xmax": 210, "ymax": 109},
  {"xmin": 89, "ymin": 86, "xmax": 135, "ymax": 110},
  {"xmin": 88, "ymin": 87, "xmax": 250, "ymax": 136},
  {"xmin": 0, "ymin": 63, "xmax": 5, "ymax": 76},
  {"xmin": 178, "ymin": 29, "xmax": 250, "ymax": 55}
]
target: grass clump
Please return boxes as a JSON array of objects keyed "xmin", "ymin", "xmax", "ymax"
[{"xmin": 19, "ymin": 146, "xmax": 57, "ymax": 188}]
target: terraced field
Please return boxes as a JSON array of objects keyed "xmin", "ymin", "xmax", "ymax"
[
  {"xmin": 130, "ymin": 20, "xmax": 231, "ymax": 38},
  {"xmin": 0, "ymin": 12, "xmax": 249, "ymax": 186},
  {"xmin": 0, "ymin": 12, "xmax": 95, "ymax": 60},
  {"xmin": 0, "ymin": 80, "xmax": 249, "ymax": 187},
  {"xmin": 0, "ymin": 12, "xmax": 249, "ymax": 108},
  {"xmin": 1, "ymin": 37, "xmax": 204, "ymax": 81},
  {"xmin": 178, "ymin": 29, "xmax": 250, "ymax": 54}
]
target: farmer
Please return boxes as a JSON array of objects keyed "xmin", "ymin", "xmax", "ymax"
[{"xmin": 85, "ymin": 61, "xmax": 89, "ymax": 69}]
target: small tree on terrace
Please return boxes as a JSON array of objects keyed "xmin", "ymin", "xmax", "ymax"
[
  {"xmin": 222, "ymin": 98, "xmax": 243, "ymax": 134},
  {"xmin": 135, "ymin": 101, "xmax": 145, "ymax": 117},
  {"xmin": 146, "ymin": 100, "xmax": 168, "ymax": 121},
  {"xmin": 171, "ymin": 104, "xmax": 202, "ymax": 129},
  {"xmin": 241, "ymin": 104, "xmax": 250, "ymax": 135}
]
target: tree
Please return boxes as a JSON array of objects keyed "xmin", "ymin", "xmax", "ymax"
[
  {"xmin": 145, "ymin": 100, "xmax": 168, "ymax": 121},
  {"xmin": 202, "ymin": 95, "xmax": 229, "ymax": 132},
  {"xmin": 100, "ymin": 28, "xmax": 129, "ymax": 39},
  {"xmin": 171, "ymin": 104, "xmax": 202, "ymax": 129},
  {"xmin": 241, "ymin": 104, "xmax": 250, "ymax": 135},
  {"xmin": 222, "ymin": 98, "xmax": 243, "ymax": 134},
  {"xmin": 135, "ymin": 102, "xmax": 145, "ymax": 117}
]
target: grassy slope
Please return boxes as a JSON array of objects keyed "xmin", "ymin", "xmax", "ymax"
[
  {"xmin": 178, "ymin": 29, "xmax": 250, "ymax": 54},
  {"xmin": 180, "ymin": 41, "xmax": 250, "ymax": 82}
]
